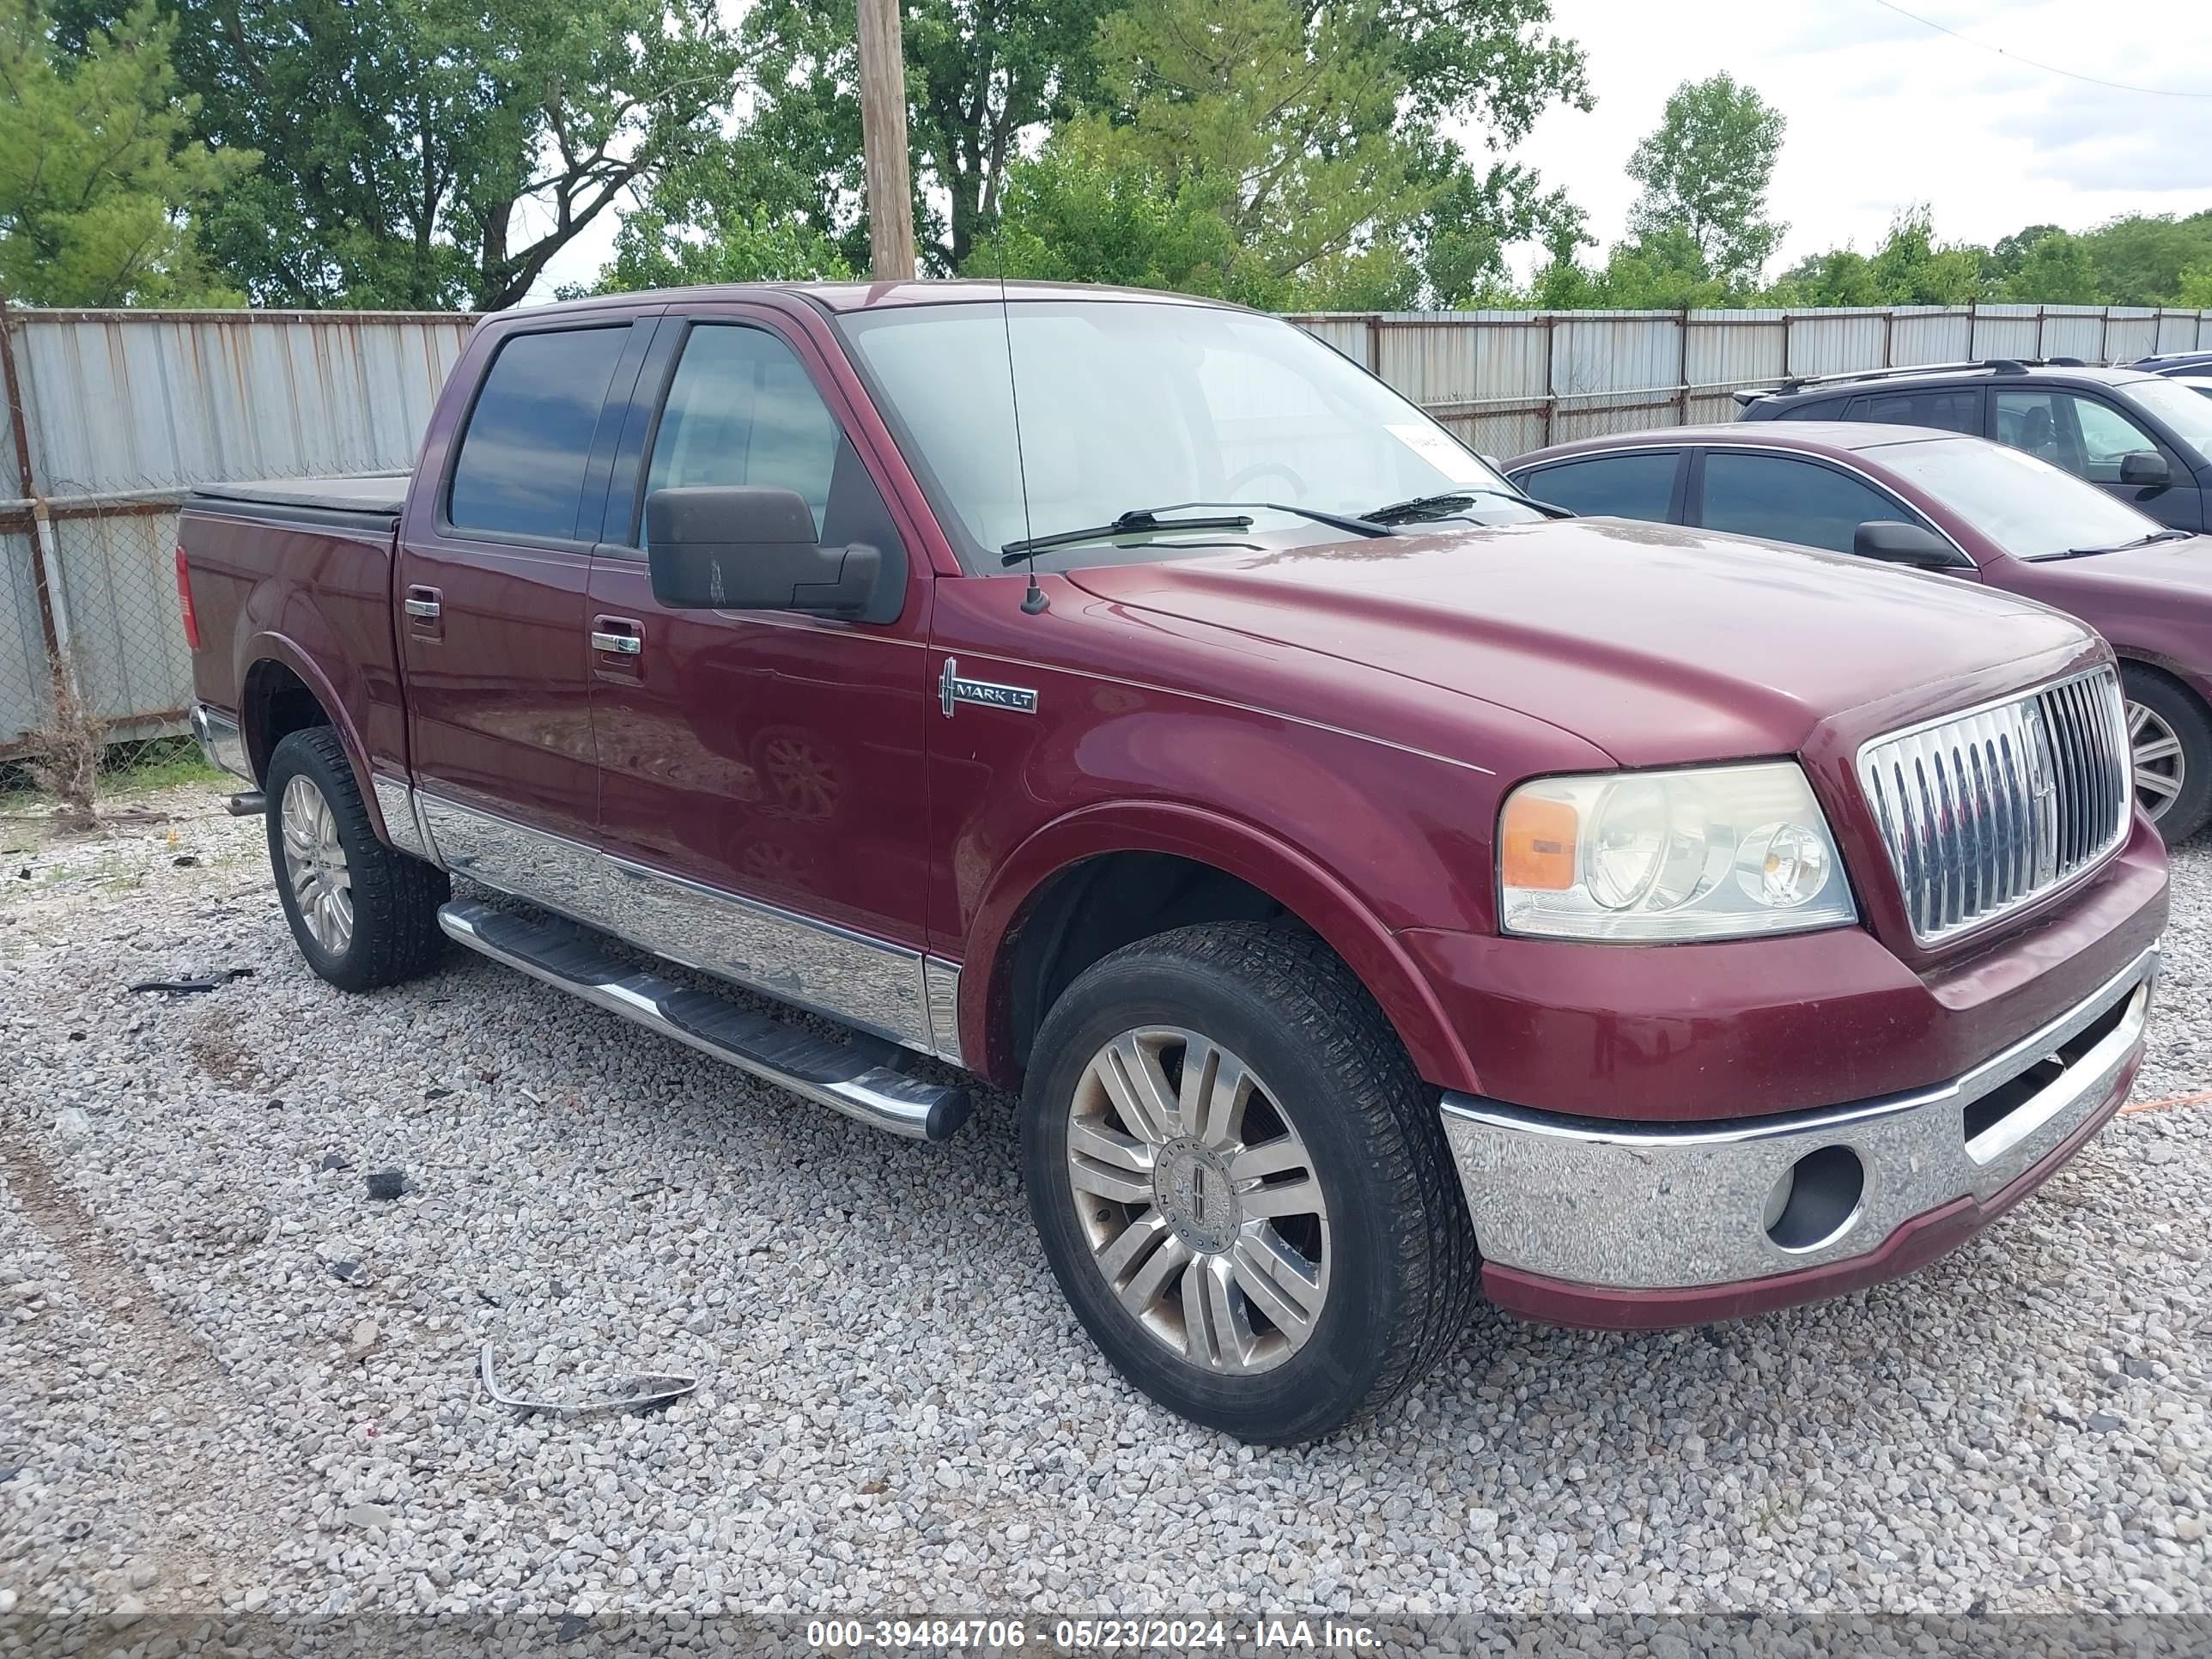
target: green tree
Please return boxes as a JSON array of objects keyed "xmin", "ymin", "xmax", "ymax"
[
  {"xmin": 2001, "ymin": 229, "xmax": 2102, "ymax": 305},
  {"xmin": 1770, "ymin": 209, "xmax": 1984, "ymax": 308},
  {"xmin": 2077, "ymin": 211, "xmax": 2212, "ymax": 307},
  {"xmin": 2180, "ymin": 263, "xmax": 2212, "ymax": 309},
  {"xmin": 57, "ymin": 0, "xmax": 742, "ymax": 309},
  {"xmin": 586, "ymin": 139, "xmax": 854, "ymax": 294},
  {"xmin": 0, "ymin": 0, "xmax": 252, "ymax": 305},
  {"xmin": 964, "ymin": 137, "xmax": 1273, "ymax": 301},
  {"xmin": 1624, "ymin": 73, "xmax": 1785, "ymax": 289},
  {"xmin": 1076, "ymin": 0, "xmax": 1587, "ymax": 302},
  {"xmin": 736, "ymin": 0, "xmax": 1115, "ymax": 273}
]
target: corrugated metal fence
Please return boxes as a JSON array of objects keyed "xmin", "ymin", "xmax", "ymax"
[
  {"xmin": 1289, "ymin": 302, "xmax": 2211, "ymax": 459},
  {"xmin": 3, "ymin": 299, "xmax": 2207, "ymax": 758},
  {"xmin": 0, "ymin": 301, "xmax": 476, "ymax": 760}
]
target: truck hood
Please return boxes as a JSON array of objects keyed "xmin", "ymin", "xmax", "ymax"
[{"xmin": 1066, "ymin": 518, "xmax": 2096, "ymax": 767}]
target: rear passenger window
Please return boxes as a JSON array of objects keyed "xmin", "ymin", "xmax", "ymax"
[
  {"xmin": 1516, "ymin": 453, "xmax": 1679, "ymax": 521},
  {"xmin": 447, "ymin": 326, "xmax": 631, "ymax": 538},
  {"xmin": 1846, "ymin": 388, "xmax": 1980, "ymax": 434}
]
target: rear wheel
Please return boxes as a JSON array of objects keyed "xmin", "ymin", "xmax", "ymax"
[
  {"xmin": 264, "ymin": 727, "xmax": 448, "ymax": 990},
  {"xmin": 2121, "ymin": 666, "xmax": 2211, "ymax": 842},
  {"xmin": 1021, "ymin": 922, "xmax": 1478, "ymax": 1444}
]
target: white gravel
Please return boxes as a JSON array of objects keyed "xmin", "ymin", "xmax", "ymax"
[{"xmin": 2, "ymin": 783, "xmax": 2208, "ymax": 1628}]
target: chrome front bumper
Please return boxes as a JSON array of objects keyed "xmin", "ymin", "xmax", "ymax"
[
  {"xmin": 190, "ymin": 702, "xmax": 251, "ymax": 781},
  {"xmin": 1438, "ymin": 946, "xmax": 2156, "ymax": 1291}
]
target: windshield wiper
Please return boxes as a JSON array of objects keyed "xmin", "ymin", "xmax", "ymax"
[
  {"xmin": 1001, "ymin": 508, "xmax": 1254, "ymax": 564},
  {"xmin": 1362, "ymin": 488, "xmax": 1572, "ymax": 525},
  {"xmin": 999, "ymin": 499, "xmax": 1389, "ymax": 565},
  {"xmin": 2057, "ymin": 527, "xmax": 2193, "ymax": 558}
]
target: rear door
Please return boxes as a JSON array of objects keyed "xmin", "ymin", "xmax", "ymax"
[
  {"xmin": 395, "ymin": 316, "xmax": 654, "ymax": 889},
  {"xmin": 580, "ymin": 303, "xmax": 942, "ymax": 1051}
]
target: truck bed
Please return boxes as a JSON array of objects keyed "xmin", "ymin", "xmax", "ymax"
[{"xmin": 191, "ymin": 472, "xmax": 410, "ymax": 520}]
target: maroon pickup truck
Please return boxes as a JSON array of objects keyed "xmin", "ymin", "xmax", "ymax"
[{"xmin": 180, "ymin": 282, "xmax": 2168, "ymax": 1444}]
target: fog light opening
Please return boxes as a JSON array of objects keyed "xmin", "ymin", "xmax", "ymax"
[{"xmin": 1764, "ymin": 1145, "xmax": 1866, "ymax": 1253}]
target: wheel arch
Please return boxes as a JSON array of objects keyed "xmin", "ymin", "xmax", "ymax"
[
  {"xmin": 959, "ymin": 801, "xmax": 1476, "ymax": 1096},
  {"xmin": 238, "ymin": 635, "xmax": 392, "ymax": 843}
]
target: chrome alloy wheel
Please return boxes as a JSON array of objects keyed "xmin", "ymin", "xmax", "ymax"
[
  {"xmin": 2129, "ymin": 698, "xmax": 2188, "ymax": 822},
  {"xmin": 1065, "ymin": 1027, "xmax": 1330, "ymax": 1375},
  {"xmin": 279, "ymin": 775, "xmax": 353, "ymax": 954}
]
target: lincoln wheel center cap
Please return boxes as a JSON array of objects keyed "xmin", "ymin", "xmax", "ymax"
[{"xmin": 1152, "ymin": 1138, "xmax": 1242, "ymax": 1255}]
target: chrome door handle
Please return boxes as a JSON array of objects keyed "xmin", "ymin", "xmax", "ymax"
[
  {"xmin": 404, "ymin": 596, "xmax": 441, "ymax": 619},
  {"xmin": 589, "ymin": 629, "xmax": 641, "ymax": 655}
]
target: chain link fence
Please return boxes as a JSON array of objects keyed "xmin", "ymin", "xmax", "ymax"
[{"xmin": 0, "ymin": 301, "xmax": 477, "ymax": 804}]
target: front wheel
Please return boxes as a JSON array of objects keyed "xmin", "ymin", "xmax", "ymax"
[
  {"xmin": 264, "ymin": 727, "xmax": 449, "ymax": 991},
  {"xmin": 2122, "ymin": 666, "xmax": 2211, "ymax": 842},
  {"xmin": 1021, "ymin": 922, "xmax": 1478, "ymax": 1444}
]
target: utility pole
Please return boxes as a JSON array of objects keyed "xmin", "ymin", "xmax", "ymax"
[{"xmin": 855, "ymin": 0, "xmax": 917, "ymax": 281}]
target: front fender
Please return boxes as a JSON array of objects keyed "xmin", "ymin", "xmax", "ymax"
[{"xmin": 962, "ymin": 799, "xmax": 1480, "ymax": 1094}]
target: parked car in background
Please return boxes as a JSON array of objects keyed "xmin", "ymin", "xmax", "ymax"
[
  {"xmin": 2131, "ymin": 351, "xmax": 2212, "ymax": 398},
  {"xmin": 1507, "ymin": 422, "xmax": 2212, "ymax": 840},
  {"xmin": 179, "ymin": 283, "xmax": 2167, "ymax": 1444},
  {"xmin": 1735, "ymin": 361, "xmax": 2212, "ymax": 532}
]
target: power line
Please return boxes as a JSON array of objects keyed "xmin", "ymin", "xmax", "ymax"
[{"xmin": 1868, "ymin": 0, "xmax": 2212, "ymax": 100}]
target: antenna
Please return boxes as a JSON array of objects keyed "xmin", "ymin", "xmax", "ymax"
[{"xmin": 998, "ymin": 277, "xmax": 1048, "ymax": 616}]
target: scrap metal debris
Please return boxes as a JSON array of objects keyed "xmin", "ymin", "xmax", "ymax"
[
  {"xmin": 126, "ymin": 968, "xmax": 255, "ymax": 995},
  {"xmin": 477, "ymin": 1343, "xmax": 699, "ymax": 1416},
  {"xmin": 364, "ymin": 1170, "xmax": 406, "ymax": 1201}
]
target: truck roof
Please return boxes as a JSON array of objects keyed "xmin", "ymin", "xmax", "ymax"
[{"xmin": 501, "ymin": 278, "xmax": 1247, "ymax": 321}]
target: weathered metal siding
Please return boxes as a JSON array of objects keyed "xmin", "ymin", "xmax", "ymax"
[
  {"xmin": 13, "ymin": 310, "xmax": 471, "ymax": 494},
  {"xmin": 1, "ymin": 307, "xmax": 475, "ymax": 754},
  {"xmin": 7, "ymin": 300, "xmax": 2210, "ymax": 757}
]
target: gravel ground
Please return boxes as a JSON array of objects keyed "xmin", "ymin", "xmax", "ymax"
[{"xmin": 1, "ymin": 783, "xmax": 2207, "ymax": 1629}]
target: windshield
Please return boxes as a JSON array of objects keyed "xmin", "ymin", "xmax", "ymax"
[
  {"xmin": 837, "ymin": 298, "xmax": 1544, "ymax": 569},
  {"xmin": 2127, "ymin": 375, "xmax": 2212, "ymax": 457},
  {"xmin": 1867, "ymin": 435, "xmax": 2170, "ymax": 561}
]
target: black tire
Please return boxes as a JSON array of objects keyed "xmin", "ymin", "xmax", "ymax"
[
  {"xmin": 1021, "ymin": 921, "xmax": 1479, "ymax": 1444},
  {"xmin": 264, "ymin": 727, "xmax": 448, "ymax": 991},
  {"xmin": 2121, "ymin": 665, "xmax": 2212, "ymax": 843}
]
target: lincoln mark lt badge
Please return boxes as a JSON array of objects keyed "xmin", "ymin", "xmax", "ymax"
[{"xmin": 939, "ymin": 658, "xmax": 1039, "ymax": 718}]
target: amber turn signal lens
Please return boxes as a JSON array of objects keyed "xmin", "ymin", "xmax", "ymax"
[{"xmin": 1501, "ymin": 793, "xmax": 1577, "ymax": 891}]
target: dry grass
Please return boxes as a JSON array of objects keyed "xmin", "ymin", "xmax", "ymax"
[{"xmin": 22, "ymin": 655, "xmax": 108, "ymax": 830}]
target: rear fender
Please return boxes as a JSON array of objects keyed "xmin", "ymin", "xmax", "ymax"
[{"xmin": 238, "ymin": 633, "xmax": 391, "ymax": 844}]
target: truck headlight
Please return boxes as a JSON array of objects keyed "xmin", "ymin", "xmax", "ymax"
[{"xmin": 1499, "ymin": 762, "xmax": 1856, "ymax": 942}]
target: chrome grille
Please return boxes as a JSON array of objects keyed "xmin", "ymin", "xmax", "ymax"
[{"xmin": 1857, "ymin": 666, "xmax": 2132, "ymax": 945}]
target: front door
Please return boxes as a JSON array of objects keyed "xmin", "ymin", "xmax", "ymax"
[
  {"xmin": 584, "ymin": 309, "xmax": 940, "ymax": 1051},
  {"xmin": 1990, "ymin": 386, "xmax": 2201, "ymax": 531},
  {"xmin": 397, "ymin": 319, "xmax": 653, "ymax": 884}
]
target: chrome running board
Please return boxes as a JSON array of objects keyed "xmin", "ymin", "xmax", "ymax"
[{"xmin": 438, "ymin": 900, "xmax": 972, "ymax": 1141}]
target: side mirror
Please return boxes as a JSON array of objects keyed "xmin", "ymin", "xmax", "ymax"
[
  {"xmin": 2119, "ymin": 452, "xmax": 2172, "ymax": 489},
  {"xmin": 644, "ymin": 486, "xmax": 880, "ymax": 617},
  {"xmin": 1479, "ymin": 453, "xmax": 1504, "ymax": 473},
  {"xmin": 1853, "ymin": 520, "xmax": 1966, "ymax": 570}
]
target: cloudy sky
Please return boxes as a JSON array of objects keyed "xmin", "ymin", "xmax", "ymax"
[
  {"xmin": 533, "ymin": 0, "xmax": 2212, "ymax": 298},
  {"xmin": 1514, "ymin": 0, "xmax": 2212, "ymax": 275}
]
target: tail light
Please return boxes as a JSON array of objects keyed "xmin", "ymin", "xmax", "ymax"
[{"xmin": 174, "ymin": 544, "xmax": 202, "ymax": 652}]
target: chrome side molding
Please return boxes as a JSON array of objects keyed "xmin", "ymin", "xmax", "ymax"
[
  {"xmin": 410, "ymin": 789, "xmax": 951, "ymax": 1060},
  {"xmin": 438, "ymin": 899, "xmax": 973, "ymax": 1141}
]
